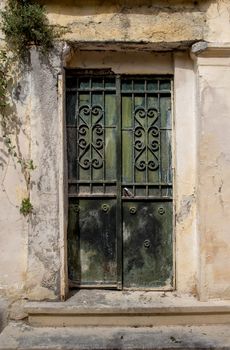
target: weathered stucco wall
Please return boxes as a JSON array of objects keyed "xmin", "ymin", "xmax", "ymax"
[
  {"xmin": 0, "ymin": 1, "xmax": 32, "ymax": 305},
  {"xmin": 174, "ymin": 52, "xmax": 198, "ymax": 295},
  {"xmin": 39, "ymin": 0, "xmax": 230, "ymax": 47},
  {"xmin": 43, "ymin": 0, "xmax": 206, "ymax": 47},
  {"xmin": 194, "ymin": 49, "xmax": 230, "ymax": 300},
  {"xmin": 0, "ymin": 0, "xmax": 230, "ymax": 303},
  {"xmin": 27, "ymin": 48, "xmax": 63, "ymax": 300},
  {"xmin": 0, "ymin": 67, "xmax": 31, "ymax": 301},
  {"xmin": 205, "ymin": 0, "xmax": 230, "ymax": 42}
]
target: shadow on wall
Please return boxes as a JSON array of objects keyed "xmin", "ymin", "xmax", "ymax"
[
  {"xmin": 37, "ymin": 0, "xmax": 213, "ymax": 17},
  {"xmin": 0, "ymin": 61, "xmax": 31, "ymax": 189},
  {"xmin": 0, "ymin": 300, "xmax": 9, "ymax": 333}
]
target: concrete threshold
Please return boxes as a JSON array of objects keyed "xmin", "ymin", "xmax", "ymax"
[
  {"xmin": 24, "ymin": 291, "xmax": 230, "ymax": 327},
  {"xmin": 0, "ymin": 321, "xmax": 230, "ymax": 350}
]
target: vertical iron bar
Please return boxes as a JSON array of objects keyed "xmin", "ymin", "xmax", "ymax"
[
  {"xmin": 103, "ymin": 78, "xmax": 105, "ymax": 194},
  {"xmin": 76, "ymin": 77, "xmax": 79, "ymax": 195},
  {"xmin": 132, "ymin": 80, "xmax": 135, "ymax": 197},
  {"xmin": 116, "ymin": 75, "xmax": 122, "ymax": 289},
  {"xmin": 145, "ymin": 79, "xmax": 148, "ymax": 198},
  {"xmin": 89, "ymin": 77, "xmax": 92, "ymax": 194},
  {"xmin": 158, "ymin": 80, "xmax": 162, "ymax": 197}
]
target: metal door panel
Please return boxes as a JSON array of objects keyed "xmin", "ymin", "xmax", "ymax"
[
  {"xmin": 123, "ymin": 201, "xmax": 173, "ymax": 289},
  {"xmin": 68, "ymin": 199, "xmax": 117, "ymax": 287},
  {"xmin": 121, "ymin": 77, "xmax": 173, "ymax": 289}
]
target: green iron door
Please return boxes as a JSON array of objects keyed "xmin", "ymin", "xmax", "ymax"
[{"xmin": 66, "ymin": 72, "xmax": 173, "ymax": 289}]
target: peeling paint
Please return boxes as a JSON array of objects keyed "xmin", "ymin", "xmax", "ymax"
[
  {"xmin": 176, "ymin": 194, "xmax": 195, "ymax": 224},
  {"xmin": 0, "ymin": 0, "xmax": 230, "ymax": 302}
]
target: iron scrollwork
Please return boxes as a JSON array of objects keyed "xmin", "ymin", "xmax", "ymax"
[
  {"xmin": 77, "ymin": 104, "xmax": 104, "ymax": 170},
  {"xmin": 134, "ymin": 107, "xmax": 159, "ymax": 172}
]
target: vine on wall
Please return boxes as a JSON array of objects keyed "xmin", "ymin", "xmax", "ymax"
[
  {"xmin": 0, "ymin": 0, "xmax": 62, "ymax": 216},
  {"xmin": 0, "ymin": 48, "xmax": 34, "ymax": 216}
]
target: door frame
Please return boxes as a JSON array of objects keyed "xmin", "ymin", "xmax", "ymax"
[{"xmin": 58, "ymin": 50, "xmax": 197, "ymax": 300}]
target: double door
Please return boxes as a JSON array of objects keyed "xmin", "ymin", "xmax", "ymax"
[{"xmin": 66, "ymin": 72, "xmax": 173, "ymax": 289}]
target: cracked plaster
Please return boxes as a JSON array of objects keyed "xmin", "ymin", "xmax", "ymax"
[{"xmin": 0, "ymin": 0, "xmax": 230, "ymax": 305}]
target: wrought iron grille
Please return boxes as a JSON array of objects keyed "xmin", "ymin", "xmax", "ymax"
[
  {"xmin": 66, "ymin": 75, "xmax": 117, "ymax": 198},
  {"xmin": 121, "ymin": 77, "xmax": 172, "ymax": 200},
  {"xmin": 66, "ymin": 74, "xmax": 172, "ymax": 200}
]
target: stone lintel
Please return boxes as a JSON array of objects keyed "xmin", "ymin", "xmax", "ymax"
[{"xmin": 64, "ymin": 40, "xmax": 196, "ymax": 52}]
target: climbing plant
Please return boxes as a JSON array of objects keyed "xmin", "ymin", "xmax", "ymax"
[
  {"xmin": 0, "ymin": 47, "xmax": 36, "ymax": 216},
  {"xmin": 0, "ymin": 0, "xmax": 63, "ymax": 216},
  {"xmin": 1, "ymin": 0, "xmax": 60, "ymax": 57}
]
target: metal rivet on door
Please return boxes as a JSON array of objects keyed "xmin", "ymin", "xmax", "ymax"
[
  {"xmin": 101, "ymin": 204, "xmax": 110, "ymax": 213},
  {"xmin": 129, "ymin": 207, "xmax": 137, "ymax": 214},
  {"xmin": 144, "ymin": 239, "xmax": 151, "ymax": 248},
  {"xmin": 158, "ymin": 207, "xmax": 165, "ymax": 215}
]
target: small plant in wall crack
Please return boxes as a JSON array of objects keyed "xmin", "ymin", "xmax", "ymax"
[{"xmin": 20, "ymin": 197, "xmax": 34, "ymax": 216}]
